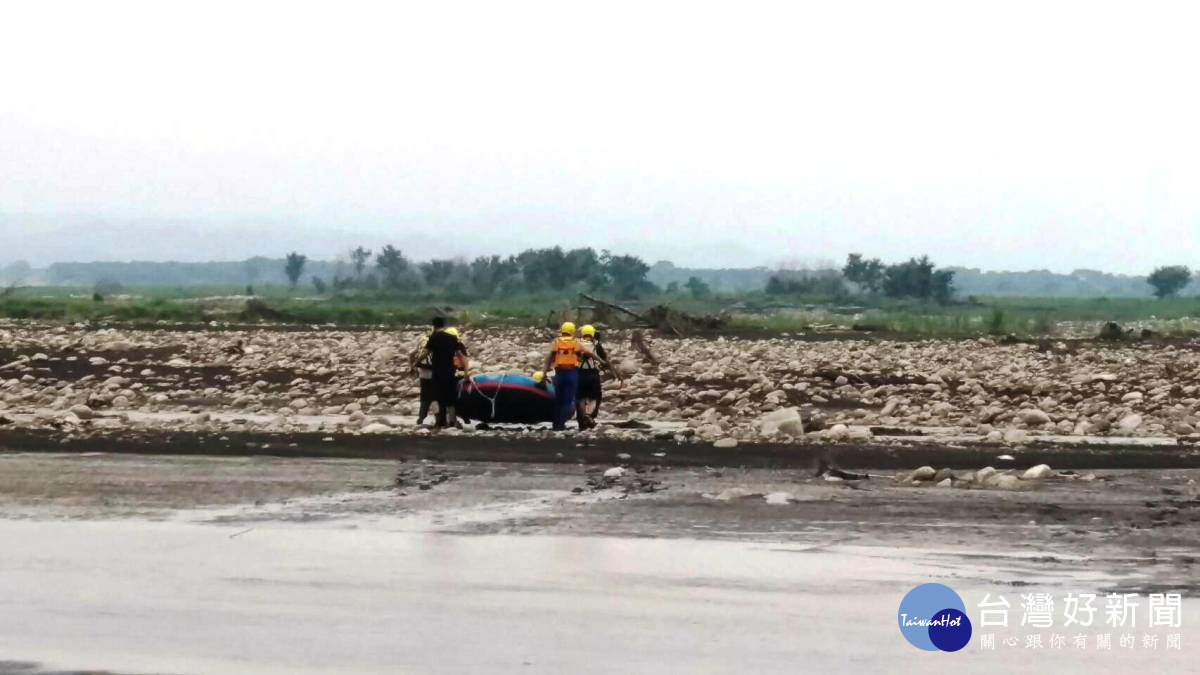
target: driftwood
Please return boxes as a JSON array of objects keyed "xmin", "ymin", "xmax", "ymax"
[
  {"xmin": 630, "ymin": 330, "xmax": 658, "ymax": 366},
  {"xmin": 578, "ymin": 293, "xmax": 726, "ymax": 336},
  {"xmin": 579, "ymin": 293, "xmax": 648, "ymax": 323}
]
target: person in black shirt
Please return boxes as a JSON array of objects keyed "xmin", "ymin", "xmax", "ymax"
[
  {"xmin": 576, "ymin": 325, "xmax": 617, "ymax": 429},
  {"xmin": 420, "ymin": 317, "xmax": 469, "ymax": 428}
]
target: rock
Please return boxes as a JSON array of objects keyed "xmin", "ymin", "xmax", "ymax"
[
  {"xmin": 880, "ymin": 399, "xmax": 900, "ymax": 416},
  {"xmin": 1022, "ymin": 464, "xmax": 1054, "ymax": 480},
  {"xmin": 372, "ymin": 347, "xmax": 398, "ymax": 363},
  {"xmin": 1002, "ymin": 429, "xmax": 1028, "ymax": 444},
  {"xmin": 110, "ymin": 395, "xmax": 131, "ymax": 408},
  {"xmin": 616, "ymin": 452, "xmax": 632, "ymax": 461},
  {"xmin": 1117, "ymin": 414, "xmax": 1143, "ymax": 431},
  {"xmin": 1121, "ymin": 392, "xmax": 1144, "ymax": 402},
  {"xmin": 974, "ymin": 466, "xmax": 998, "ymax": 483},
  {"xmin": 778, "ymin": 418, "xmax": 805, "ymax": 437},
  {"xmin": 933, "ymin": 468, "xmax": 954, "ymax": 483},
  {"xmin": 289, "ymin": 398, "xmax": 309, "ymax": 410},
  {"xmin": 713, "ymin": 438, "xmax": 739, "ymax": 449},
  {"xmin": 1019, "ymin": 409, "xmax": 1051, "ymax": 426},
  {"xmin": 936, "ymin": 478, "xmax": 952, "ymax": 487},
  {"xmin": 909, "ymin": 466, "xmax": 937, "ymax": 481},
  {"xmin": 826, "ymin": 423, "xmax": 850, "ymax": 441},
  {"xmin": 758, "ymin": 407, "xmax": 803, "ymax": 437},
  {"xmin": 359, "ymin": 422, "xmax": 394, "ymax": 434},
  {"xmin": 846, "ymin": 426, "xmax": 873, "ymax": 441},
  {"xmin": 764, "ymin": 491, "xmax": 794, "ymax": 505},
  {"xmin": 987, "ymin": 474, "xmax": 1023, "ymax": 491},
  {"xmin": 69, "ymin": 404, "xmax": 95, "ymax": 420},
  {"xmin": 603, "ymin": 467, "xmax": 626, "ymax": 479}
]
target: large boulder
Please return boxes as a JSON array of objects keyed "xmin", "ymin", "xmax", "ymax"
[
  {"xmin": 1022, "ymin": 464, "xmax": 1054, "ymax": 480},
  {"xmin": 758, "ymin": 407, "xmax": 804, "ymax": 438}
]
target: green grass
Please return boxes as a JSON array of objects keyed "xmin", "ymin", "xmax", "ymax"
[{"xmin": 3, "ymin": 286, "xmax": 1200, "ymax": 338}]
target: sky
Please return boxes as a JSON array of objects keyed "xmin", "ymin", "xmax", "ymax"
[{"xmin": 2, "ymin": 0, "xmax": 1199, "ymax": 272}]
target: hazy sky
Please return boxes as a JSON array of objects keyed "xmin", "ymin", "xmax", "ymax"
[{"xmin": 2, "ymin": 1, "xmax": 1198, "ymax": 272}]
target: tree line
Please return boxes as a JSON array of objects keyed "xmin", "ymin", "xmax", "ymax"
[
  {"xmin": 765, "ymin": 254, "xmax": 957, "ymax": 303},
  {"xmin": 284, "ymin": 246, "xmax": 663, "ymax": 300}
]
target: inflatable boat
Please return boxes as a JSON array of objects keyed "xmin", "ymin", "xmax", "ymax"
[{"xmin": 457, "ymin": 373, "xmax": 557, "ymax": 424}]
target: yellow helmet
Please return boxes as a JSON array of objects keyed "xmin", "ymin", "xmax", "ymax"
[
  {"xmin": 580, "ymin": 324, "xmax": 596, "ymax": 338},
  {"xmin": 444, "ymin": 327, "xmax": 459, "ymax": 338},
  {"xmin": 560, "ymin": 322, "xmax": 576, "ymax": 336},
  {"xmin": 532, "ymin": 371, "xmax": 545, "ymax": 383}
]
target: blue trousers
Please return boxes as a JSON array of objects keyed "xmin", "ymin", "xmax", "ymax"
[{"xmin": 552, "ymin": 368, "xmax": 579, "ymax": 429}]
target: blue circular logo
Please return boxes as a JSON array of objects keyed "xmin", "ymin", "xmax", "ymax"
[{"xmin": 898, "ymin": 583, "xmax": 972, "ymax": 651}]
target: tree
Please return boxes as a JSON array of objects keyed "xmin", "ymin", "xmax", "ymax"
[
  {"xmin": 931, "ymin": 268, "xmax": 956, "ymax": 304},
  {"xmin": 565, "ymin": 247, "xmax": 606, "ymax": 290},
  {"xmin": 375, "ymin": 245, "xmax": 411, "ymax": 290},
  {"xmin": 1147, "ymin": 265, "xmax": 1191, "ymax": 298},
  {"xmin": 764, "ymin": 271, "xmax": 846, "ymax": 297},
  {"xmin": 311, "ymin": 276, "xmax": 327, "ymax": 294},
  {"xmin": 518, "ymin": 247, "xmax": 570, "ymax": 290},
  {"xmin": 685, "ymin": 276, "xmax": 712, "ymax": 299},
  {"xmin": 842, "ymin": 253, "xmax": 885, "ymax": 294},
  {"xmin": 602, "ymin": 251, "xmax": 654, "ymax": 299},
  {"xmin": 881, "ymin": 255, "xmax": 954, "ymax": 303},
  {"xmin": 420, "ymin": 259, "xmax": 462, "ymax": 288},
  {"xmin": 468, "ymin": 255, "xmax": 519, "ymax": 297},
  {"xmin": 350, "ymin": 246, "xmax": 372, "ymax": 280},
  {"xmin": 284, "ymin": 252, "xmax": 307, "ymax": 289}
]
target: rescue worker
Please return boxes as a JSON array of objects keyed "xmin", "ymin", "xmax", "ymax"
[
  {"xmin": 542, "ymin": 322, "xmax": 606, "ymax": 431},
  {"xmin": 421, "ymin": 317, "xmax": 469, "ymax": 428},
  {"xmin": 409, "ymin": 328, "xmax": 436, "ymax": 425},
  {"xmin": 576, "ymin": 325, "xmax": 615, "ymax": 429}
]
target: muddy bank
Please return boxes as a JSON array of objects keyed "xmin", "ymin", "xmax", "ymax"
[
  {"xmin": 4, "ymin": 427, "xmax": 1200, "ymax": 470},
  {"xmin": 0, "ymin": 453, "xmax": 1196, "ymax": 590}
]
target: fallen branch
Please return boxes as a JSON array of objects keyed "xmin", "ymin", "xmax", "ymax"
[{"xmin": 579, "ymin": 293, "xmax": 648, "ymax": 323}]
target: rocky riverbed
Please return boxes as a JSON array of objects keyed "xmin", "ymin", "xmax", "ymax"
[{"xmin": 3, "ymin": 320, "xmax": 1200, "ymax": 448}]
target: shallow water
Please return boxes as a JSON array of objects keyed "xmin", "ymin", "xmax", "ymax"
[{"xmin": 1, "ymin": 518, "xmax": 1197, "ymax": 674}]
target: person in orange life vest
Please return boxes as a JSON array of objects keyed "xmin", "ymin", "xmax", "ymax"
[{"xmin": 542, "ymin": 322, "xmax": 606, "ymax": 431}]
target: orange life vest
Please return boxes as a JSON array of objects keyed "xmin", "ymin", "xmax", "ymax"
[{"xmin": 553, "ymin": 336, "xmax": 580, "ymax": 369}]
